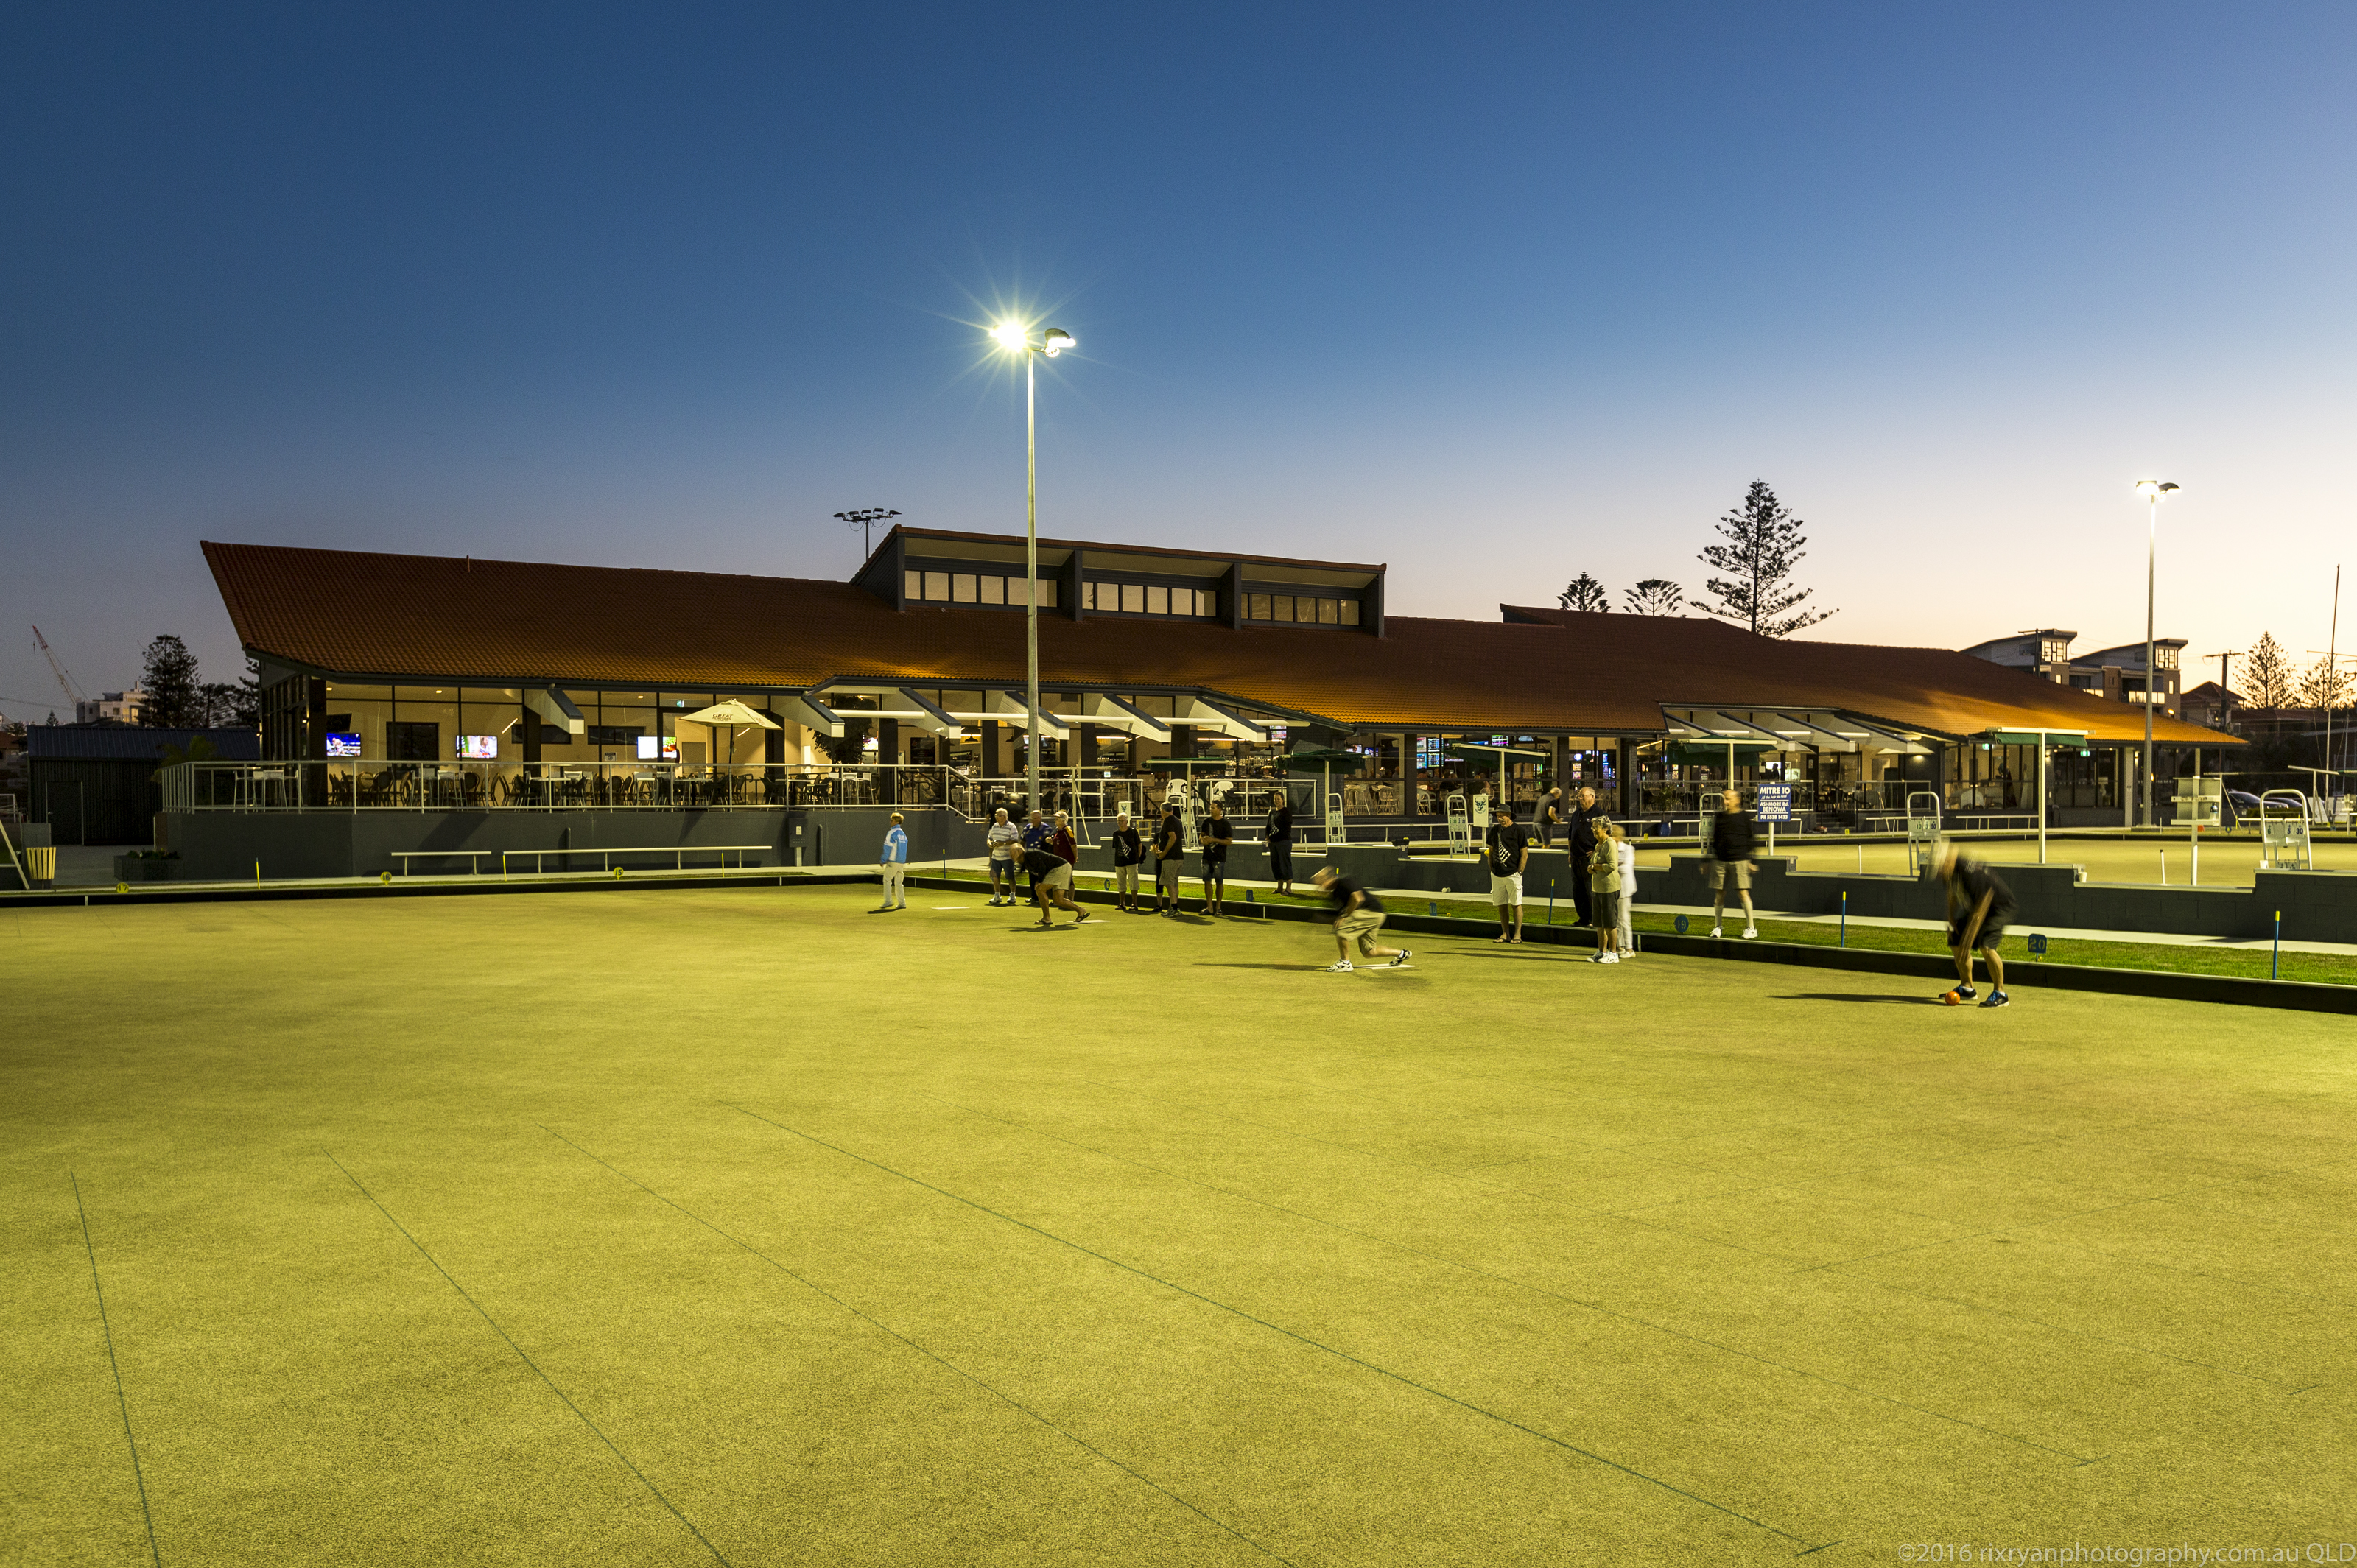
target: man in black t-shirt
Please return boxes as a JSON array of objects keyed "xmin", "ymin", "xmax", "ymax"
[
  {"xmin": 1485, "ymin": 806, "xmax": 1531, "ymax": 943},
  {"xmin": 1309, "ymin": 866, "xmax": 1410, "ymax": 971},
  {"xmin": 1151, "ymin": 806, "xmax": 1186, "ymax": 914},
  {"xmin": 1265, "ymin": 797, "xmax": 1296, "ymax": 895},
  {"xmin": 1199, "ymin": 802, "xmax": 1234, "ymax": 915},
  {"xmin": 1933, "ymin": 843, "xmax": 2016, "ymax": 1007},
  {"xmin": 1564, "ymin": 787, "xmax": 1604, "ymax": 925}
]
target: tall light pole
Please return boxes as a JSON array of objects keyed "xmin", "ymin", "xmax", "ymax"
[
  {"xmin": 2135, "ymin": 479, "xmax": 2179, "ymax": 828},
  {"xmin": 990, "ymin": 321, "xmax": 1075, "ymax": 815}
]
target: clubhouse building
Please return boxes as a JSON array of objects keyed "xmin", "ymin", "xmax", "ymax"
[{"xmin": 186, "ymin": 524, "xmax": 2228, "ymax": 871}]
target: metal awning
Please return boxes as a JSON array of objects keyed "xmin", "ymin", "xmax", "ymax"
[
  {"xmin": 775, "ymin": 693, "xmax": 844, "ymax": 739},
  {"xmin": 527, "ymin": 686, "xmax": 586, "ymax": 737},
  {"xmin": 1173, "ymin": 696, "xmax": 1270, "ymax": 741},
  {"xmin": 1080, "ymin": 693, "xmax": 1172, "ymax": 739},
  {"xmin": 812, "ymin": 682, "xmax": 959, "ymax": 738}
]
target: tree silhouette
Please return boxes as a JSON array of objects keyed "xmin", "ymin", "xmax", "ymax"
[
  {"xmin": 1699, "ymin": 481, "xmax": 1834, "ymax": 636},
  {"xmin": 2296, "ymin": 654, "xmax": 2350, "ymax": 712},
  {"xmin": 1623, "ymin": 578, "xmax": 1685, "ymax": 615},
  {"xmin": 1557, "ymin": 572, "xmax": 1610, "ymax": 614},
  {"xmin": 2244, "ymin": 633, "xmax": 2292, "ymax": 707},
  {"xmin": 138, "ymin": 635, "xmax": 201, "ymax": 727}
]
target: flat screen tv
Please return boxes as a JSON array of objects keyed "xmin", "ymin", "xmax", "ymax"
[
  {"xmin": 455, "ymin": 734, "xmax": 499, "ymax": 760},
  {"xmin": 325, "ymin": 732, "xmax": 362, "ymax": 757},
  {"xmin": 636, "ymin": 735, "xmax": 679, "ymax": 761}
]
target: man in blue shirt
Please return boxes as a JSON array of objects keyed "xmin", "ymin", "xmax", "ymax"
[{"xmin": 877, "ymin": 812, "xmax": 909, "ymax": 910}]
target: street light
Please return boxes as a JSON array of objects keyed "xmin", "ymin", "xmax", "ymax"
[
  {"xmin": 2134, "ymin": 479, "xmax": 2179, "ymax": 829},
  {"xmin": 990, "ymin": 320, "xmax": 1078, "ymax": 815}
]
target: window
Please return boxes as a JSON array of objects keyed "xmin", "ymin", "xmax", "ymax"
[
  {"xmin": 1317, "ymin": 597, "xmax": 1339, "ymax": 625},
  {"xmin": 1039, "ymin": 577, "xmax": 1058, "ymax": 608},
  {"xmin": 924, "ymin": 572, "xmax": 950, "ymax": 600},
  {"xmin": 1120, "ymin": 583, "xmax": 1144, "ymax": 614},
  {"xmin": 1340, "ymin": 600, "xmax": 1359, "ymax": 626},
  {"xmin": 1199, "ymin": 590, "xmax": 1219, "ymax": 619},
  {"xmin": 1248, "ymin": 594, "xmax": 1271, "ymax": 620},
  {"xmin": 1079, "ymin": 582, "xmax": 1096, "ymax": 610},
  {"xmin": 1274, "ymin": 596, "xmax": 1295, "ymax": 622},
  {"xmin": 904, "ymin": 569, "xmax": 921, "ymax": 600},
  {"xmin": 981, "ymin": 575, "xmax": 1005, "ymax": 605},
  {"xmin": 1147, "ymin": 585, "xmax": 1169, "ymax": 615},
  {"xmin": 2157, "ymin": 647, "xmax": 2179, "ymax": 670},
  {"xmin": 2040, "ymin": 639, "xmax": 2068, "ymax": 664},
  {"xmin": 952, "ymin": 574, "xmax": 977, "ymax": 602}
]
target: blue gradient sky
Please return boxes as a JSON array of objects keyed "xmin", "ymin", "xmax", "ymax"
[{"xmin": 4, "ymin": 3, "xmax": 2353, "ymax": 714}]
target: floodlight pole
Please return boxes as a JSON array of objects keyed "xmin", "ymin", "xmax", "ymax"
[
  {"xmin": 2143, "ymin": 493, "xmax": 2156, "ymax": 830},
  {"xmin": 1025, "ymin": 348, "xmax": 1039, "ymax": 818}
]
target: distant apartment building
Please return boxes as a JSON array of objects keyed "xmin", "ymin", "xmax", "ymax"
[
  {"xmin": 1961, "ymin": 630, "xmax": 2185, "ymax": 718},
  {"xmin": 74, "ymin": 684, "xmax": 148, "ymax": 725}
]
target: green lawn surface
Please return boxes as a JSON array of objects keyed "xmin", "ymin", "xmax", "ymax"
[{"xmin": 9, "ymin": 884, "xmax": 2356, "ymax": 1564}]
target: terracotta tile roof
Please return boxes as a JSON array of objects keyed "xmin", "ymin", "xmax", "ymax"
[
  {"xmin": 1500, "ymin": 605, "xmax": 2230, "ymax": 745},
  {"xmin": 200, "ymin": 541, "xmax": 2232, "ymax": 743}
]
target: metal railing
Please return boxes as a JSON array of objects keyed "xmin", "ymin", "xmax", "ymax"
[{"xmin": 161, "ymin": 759, "xmax": 973, "ymax": 813}]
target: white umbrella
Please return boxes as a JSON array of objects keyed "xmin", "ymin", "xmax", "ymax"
[{"xmin": 675, "ymin": 700, "xmax": 779, "ymax": 773}]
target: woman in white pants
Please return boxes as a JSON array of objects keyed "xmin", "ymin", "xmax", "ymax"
[{"xmin": 1613, "ymin": 823, "xmax": 1637, "ymax": 957}]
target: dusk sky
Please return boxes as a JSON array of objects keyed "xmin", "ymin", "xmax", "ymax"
[{"xmin": 4, "ymin": 4, "xmax": 2353, "ymax": 715}]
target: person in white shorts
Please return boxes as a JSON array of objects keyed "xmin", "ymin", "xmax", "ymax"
[{"xmin": 1484, "ymin": 804, "xmax": 1531, "ymax": 943}]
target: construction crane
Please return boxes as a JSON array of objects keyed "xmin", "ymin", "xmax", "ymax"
[{"xmin": 32, "ymin": 626, "xmax": 86, "ymax": 711}]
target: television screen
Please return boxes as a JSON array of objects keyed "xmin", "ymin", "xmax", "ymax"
[
  {"xmin": 325, "ymin": 732, "xmax": 362, "ymax": 757},
  {"xmin": 455, "ymin": 734, "xmax": 499, "ymax": 760},
  {"xmin": 636, "ymin": 735, "xmax": 678, "ymax": 761}
]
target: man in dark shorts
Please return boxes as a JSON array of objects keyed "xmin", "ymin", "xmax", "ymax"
[
  {"xmin": 1309, "ymin": 866, "xmax": 1411, "ymax": 971},
  {"xmin": 1199, "ymin": 801, "xmax": 1234, "ymax": 914},
  {"xmin": 1565, "ymin": 786, "xmax": 1604, "ymax": 926},
  {"xmin": 1018, "ymin": 842, "xmax": 1090, "ymax": 927},
  {"xmin": 1264, "ymin": 795, "xmax": 1296, "ymax": 895},
  {"xmin": 1934, "ymin": 842, "xmax": 2014, "ymax": 1008},
  {"xmin": 1151, "ymin": 805, "xmax": 1186, "ymax": 914}
]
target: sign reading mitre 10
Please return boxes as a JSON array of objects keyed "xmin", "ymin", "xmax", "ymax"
[
  {"xmin": 2172, "ymin": 776, "xmax": 2222, "ymax": 826},
  {"xmin": 1754, "ymin": 784, "xmax": 1795, "ymax": 823}
]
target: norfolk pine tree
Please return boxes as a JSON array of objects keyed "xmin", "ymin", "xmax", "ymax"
[
  {"xmin": 1557, "ymin": 572, "xmax": 1611, "ymax": 613},
  {"xmin": 2244, "ymin": 633, "xmax": 2293, "ymax": 708},
  {"xmin": 1698, "ymin": 481, "xmax": 1836, "ymax": 636}
]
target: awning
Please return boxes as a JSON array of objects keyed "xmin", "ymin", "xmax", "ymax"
[
  {"xmin": 813, "ymin": 683, "xmax": 960, "ymax": 738},
  {"xmin": 527, "ymin": 686, "xmax": 586, "ymax": 737}
]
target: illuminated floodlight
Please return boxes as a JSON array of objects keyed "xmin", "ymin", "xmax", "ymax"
[
  {"xmin": 991, "ymin": 321, "xmax": 1028, "ymax": 351},
  {"xmin": 1041, "ymin": 328, "xmax": 1075, "ymax": 358},
  {"xmin": 2134, "ymin": 479, "xmax": 2180, "ymax": 498}
]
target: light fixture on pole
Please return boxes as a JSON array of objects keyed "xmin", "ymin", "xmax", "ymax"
[
  {"xmin": 989, "ymin": 321, "xmax": 1078, "ymax": 816},
  {"xmin": 835, "ymin": 508, "xmax": 901, "ymax": 560},
  {"xmin": 2134, "ymin": 479, "xmax": 2179, "ymax": 829}
]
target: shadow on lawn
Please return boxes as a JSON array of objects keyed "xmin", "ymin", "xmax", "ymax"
[{"xmin": 1774, "ymin": 992, "xmax": 1931, "ymax": 1005}]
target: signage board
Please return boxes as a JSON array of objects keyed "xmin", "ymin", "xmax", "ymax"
[{"xmin": 1755, "ymin": 784, "xmax": 1794, "ymax": 823}]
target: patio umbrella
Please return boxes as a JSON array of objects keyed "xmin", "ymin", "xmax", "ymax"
[{"xmin": 675, "ymin": 699, "xmax": 779, "ymax": 770}]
